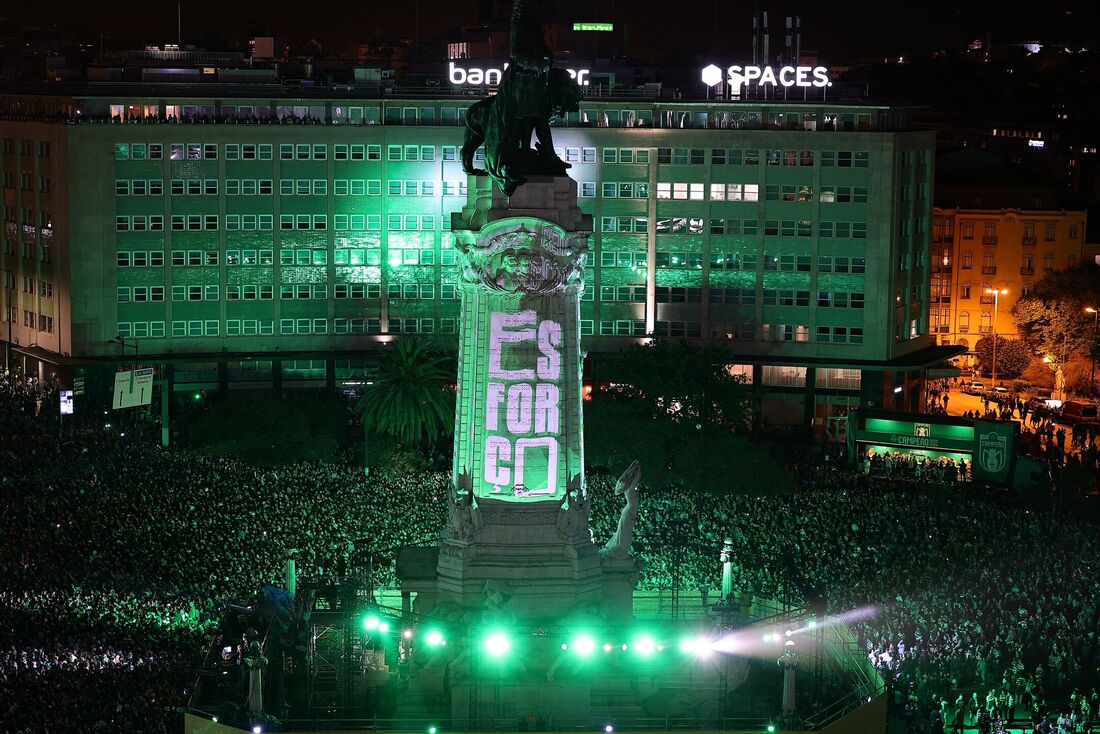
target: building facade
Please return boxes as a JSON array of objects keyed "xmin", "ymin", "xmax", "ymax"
[
  {"xmin": 929, "ymin": 207, "xmax": 1087, "ymax": 355},
  {"xmin": 1, "ymin": 86, "xmax": 954, "ymax": 434}
]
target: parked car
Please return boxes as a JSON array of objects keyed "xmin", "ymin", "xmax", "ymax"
[
  {"xmin": 1058, "ymin": 400, "xmax": 1099, "ymax": 425},
  {"xmin": 1027, "ymin": 396, "xmax": 1062, "ymax": 417},
  {"xmin": 986, "ymin": 386, "xmax": 1011, "ymax": 402},
  {"xmin": 962, "ymin": 381, "xmax": 986, "ymax": 395}
]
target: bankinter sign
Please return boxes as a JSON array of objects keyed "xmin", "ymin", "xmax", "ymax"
[
  {"xmin": 701, "ymin": 64, "xmax": 831, "ymax": 88},
  {"xmin": 449, "ymin": 61, "xmax": 590, "ymax": 86}
]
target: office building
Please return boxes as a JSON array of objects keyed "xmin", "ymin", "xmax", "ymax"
[{"xmin": 0, "ymin": 72, "xmax": 957, "ymax": 435}]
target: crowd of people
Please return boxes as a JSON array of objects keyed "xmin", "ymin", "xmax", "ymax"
[{"xmin": 2, "ymin": 374, "xmax": 1100, "ymax": 732}]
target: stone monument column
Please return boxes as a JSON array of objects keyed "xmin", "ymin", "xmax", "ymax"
[
  {"xmin": 451, "ymin": 175, "xmax": 589, "ymax": 501},
  {"xmin": 430, "ymin": 175, "xmax": 623, "ymax": 618}
]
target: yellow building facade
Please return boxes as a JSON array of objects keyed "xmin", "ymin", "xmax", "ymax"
[{"xmin": 929, "ymin": 207, "xmax": 1087, "ymax": 356}]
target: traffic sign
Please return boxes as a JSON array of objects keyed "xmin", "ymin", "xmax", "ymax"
[
  {"xmin": 113, "ymin": 368, "xmax": 155, "ymax": 409},
  {"xmin": 60, "ymin": 390, "xmax": 74, "ymax": 415},
  {"xmin": 73, "ymin": 376, "xmax": 85, "ymax": 396}
]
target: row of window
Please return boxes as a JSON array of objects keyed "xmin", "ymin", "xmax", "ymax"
[
  {"xmin": 116, "ymin": 317, "xmax": 459, "ymax": 339},
  {"xmin": 112, "ymin": 141, "xmax": 870, "ymax": 169},
  {"xmin": 3, "ymin": 206, "xmax": 53, "ymax": 229},
  {"xmin": 115, "ymin": 247, "xmax": 459, "ymax": 268},
  {"xmin": 712, "ymin": 321, "xmax": 866, "ymax": 345},
  {"xmin": 2, "ymin": 139, "xmax": 50, "ymax": 157},
  {"xmin": 18, "ymin": 277, "xmax": 54, "ymax": 298},
  {"xmin": 934, "ymin": 219, "xmax": 1081, "ymax": 242},
  {"xmin": 112, "ymin": 176, "xmax": 872, "ymax": 207},
  {"xmin": 1, "ymin": 172, "xmax": 51, "ymax": 193},
  {"xmin": 18, "ymin": 310, "xmax": 54, "ymax": 333},
  {"xmin": 116, "ymin": 212, "xmax": 866, "ymax": 238},
  {"xmin": 116, "ymin": 213, "xmax": 449, "ymax": 232},
  {"xmin": 720, "ymin": 323, "xmax": 860, "ymax": 344},
  {"xmin": 2, "ymin": 239, "xmax": 53, "ymax": 264},
  {"xmin": 114, "ymin": 142, "xmax": 477, "ymax": 163},
  {"xmin": 654, "ymin": 148, "xmax": 870, "ymax": 168},
  {"xmin": 657, "ymin": 182, "xmax": 758, "ymax": 201},
  {"xmin": 116, "ymin": 281, "xmax": 469, "ymax": 303}
]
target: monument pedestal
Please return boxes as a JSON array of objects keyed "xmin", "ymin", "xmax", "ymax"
[{"xmin": 436, "ymin": 498, "xmax": 604, "ymax": 618}]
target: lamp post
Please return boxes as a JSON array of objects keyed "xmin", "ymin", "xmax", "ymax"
[
  {"xmin": 985, "ymin": 288, "xmax": 1008, "ymax": 386},
  {"xmin": 107, "ymin": 335, "xmax": 139, "ymax": 360},
  {"xmin": 1087, "ymin": 307, "xmax": 1098, "ymax": 397},
  {"xmin": 2, "ymin": 267, "xmax": 12, "ymax": 374}
]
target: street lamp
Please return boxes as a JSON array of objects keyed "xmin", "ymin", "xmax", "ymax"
[
  {"xmin": 985, "ymin": 288, "xmax": 1008, "ymax": 386},
  {"xmin": 1086, "ymin": 307, "xmax": 1098, "ymax": 396},
  {"xmin": 107, "ymin": 335, "xmax": 140, "ymax": 358},
  {"xmin": 1, "ymin": 267, "xmax": 12, "ymax": 373}
]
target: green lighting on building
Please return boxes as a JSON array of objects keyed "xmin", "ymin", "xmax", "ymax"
[
  {"xmin": 425, "ymin": 630, "xmax": 445, "ymax": 647},
  {"xmin": 573, "ymin": 22, "xmax": 613, "ymax": 31}
]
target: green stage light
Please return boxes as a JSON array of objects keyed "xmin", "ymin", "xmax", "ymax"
[
  {"xmin": 603, "ymin": 643, "xmax": 613, "ymax": 653},
  {"xmin": 571, "ymin": 634, "xmax": 596, "ymax": 656},
  {"xmin": 403, "ymin": 629, "xmax": 413, "ymax": 639},
  {"xmin": 428, "ymin": 727, "xmax": 439, "ymax": 734},
  {"xmin": 807, "ymin": 619, "xmax": 817, "ymax": 629},
  {"xmin": 364, "ymin": 615, "xmax": 380, "ymax": 630},
  {"xmin": 679, "ymin": 637, "xmax": 697, "ymax": 653},
  {"xmin": 561, "ymin": 642, "xmax": 568, "ymax": 651},
  {"xmin": 484, "ymin": 631, "xmax": 511, "ymax": 658},
  {"xmin": 767, "ymin": 725, "xmax": 776, "ymax": 733},
  {"xmin": 425, "ymin": 630, "xmax": 445, "ymax": 647},
  {"xmin": 634, "ymin": 635, "xmax": 657, "ymax": 656},
  {"xmin": 379, "ymin": 621, "xmax": 390, "ymax": 634}
]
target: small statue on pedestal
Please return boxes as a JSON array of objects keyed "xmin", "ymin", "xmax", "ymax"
[
  {"xmin": 601, "ymin": 461, "xmax": 642, "ymax": 558},
  {"xmin": 556, "ymin": 473, "xmax": 592, "ymax": 542},
  {"xmin": 446, "ymin": 471, "xmax": 482, "ymax": 541}
]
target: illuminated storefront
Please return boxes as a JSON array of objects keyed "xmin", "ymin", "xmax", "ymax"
[{"xmin": 846, "ymin": 409, "xmax": 1019, "ymax": 484}]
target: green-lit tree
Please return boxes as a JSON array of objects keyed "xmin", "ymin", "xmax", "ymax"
[
  {"xmin": 356, "ymin": 338, "xmax": 455, "ymax": 449},
  {"xmin": 585, "ymin": 340, "xmax": 789, "ymax": 494},
  {"xmin": 592, "ymin": 339, "xmax": 752, "ymax": 430},
  {"xmin": 973, "ymin": 336, "xmax": 1034, "ymax": 380}
]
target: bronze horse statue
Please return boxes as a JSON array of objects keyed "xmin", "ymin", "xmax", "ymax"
[{"xmin": 460, "ymin": 0, "xmax": 584, "ymax": 196}]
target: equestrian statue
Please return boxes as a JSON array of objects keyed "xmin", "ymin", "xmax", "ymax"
[{"xmin": 461, "ymin": 0, "xmax": 584, "ymax": 196}]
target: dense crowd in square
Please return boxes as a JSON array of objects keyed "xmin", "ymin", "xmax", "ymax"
[{"xmin": 1, "ymin": 374, "xmax": 1097, "ymax": 732}]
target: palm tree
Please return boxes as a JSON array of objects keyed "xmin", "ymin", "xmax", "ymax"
[{"xmin": 357, "ymin": 338, "xmax": 455, "ymax": 449}]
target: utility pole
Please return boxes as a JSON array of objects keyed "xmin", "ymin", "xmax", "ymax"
[
  {"xmin": 984, "ymin": 288, "xmax": 1007, "ymax": 385},
  {"xmin": 1086, "ymin": 307, "xmax": 1098, "ymax": 397},
  {"xmin": 2, "ymin": 268, "xmax": 12, "ymax": 373}
]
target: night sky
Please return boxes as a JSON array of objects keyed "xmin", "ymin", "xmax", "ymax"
[{"xmin": 5, "ymin": 0, "xmax": 1099, "ymax": 63}]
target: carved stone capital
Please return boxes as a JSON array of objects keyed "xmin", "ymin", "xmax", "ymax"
[{"xmin": 455, "ymin": 217, "xmax": 589, "ymax": 294}]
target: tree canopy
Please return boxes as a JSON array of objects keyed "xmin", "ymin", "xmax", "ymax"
[
  {"xmin": 1011, "ymin": 264, "xmax": 1100, "ymax": 361},
  {"xmin": 356, "ymin": 338, "xmax": 456, "ymax": 449},
  {"xmin": 584, "ymin": 339, "xmax": 791, "ymax": 495},
  {"xmin": 974, "ymin": 336, "xmax": 1034, "ymax": 381},
  {"xmin": 591, "ymin": 339, "xmax": 753, "ymax": 431}
]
